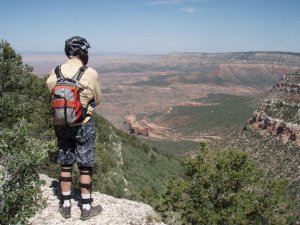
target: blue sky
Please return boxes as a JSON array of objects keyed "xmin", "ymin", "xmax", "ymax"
[{"xmin": 1, "ymin": 0, "xmax": 300, "ymax": 54}]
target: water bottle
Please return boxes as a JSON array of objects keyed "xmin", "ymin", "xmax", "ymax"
[{"xmin": 90, "ymin": 99, "xmax": 96, "ymax": 109}]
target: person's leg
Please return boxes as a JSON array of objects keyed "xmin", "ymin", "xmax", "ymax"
[
  {"xmin": 79, "ymin": 166, "xmax": 93, "ymax": 210},
  {"xmin": 78, "ymin": 165, "xmax": 102, "ymax": 220},
  {"xmin": 60, "ymin": 164, "xmax": 73, "ymax": 207},
  {"xmin": 55, "ymin": 126, "xmax": 76, "ymax": 218},
  {"xmin": 76, "ymin": 118, "xmax": 102, "ymax": 220}
]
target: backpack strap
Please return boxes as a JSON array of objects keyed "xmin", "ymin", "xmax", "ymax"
[
  {"xmin": 73, "ymin": 66, "xmax": 88, "ymax": 81},
  {"xmin": 54, "ymin": 66, "xmax": 65, "ymax": 80}
]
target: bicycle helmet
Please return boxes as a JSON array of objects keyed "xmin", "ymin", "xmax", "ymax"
[{"xmin": 65, "ymin": 36, "xmax": 91, "ymax": 65}]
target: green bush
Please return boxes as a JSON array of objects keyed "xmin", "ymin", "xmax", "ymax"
[
  {"xmin": 157, "ymin": 142, "xmax": 292, "ymax": 225},
  {"xmin": 0, "ymin": 40, "xmax": 54, "ymax": 224},
  {"xmin": 0, "ymin": 120, "xmax": 53, "ymax": 224}
]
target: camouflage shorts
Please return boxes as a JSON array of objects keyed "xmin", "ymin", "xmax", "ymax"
[{"xmin": 54, "ymin": 118, "xmax": 96, "ymax": 167}]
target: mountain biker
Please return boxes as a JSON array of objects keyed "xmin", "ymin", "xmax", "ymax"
[{"xmin": 46, "ymin": 36, "xmax": 102, "ymax": 220}]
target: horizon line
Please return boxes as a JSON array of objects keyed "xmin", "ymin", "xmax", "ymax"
[{"xmin": 20, "ymin": 50, "xmax": 300, "ymax": 56}]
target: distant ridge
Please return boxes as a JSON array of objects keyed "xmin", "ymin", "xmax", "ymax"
[
  {"xmin": 169, "ymin": 51, "xmax": 300, "ymax": 55},
  {"xmin": 24, "ymin": 51, "xmax": 300, "ymax": 75},
  {"xmin": 167, "ymin": 51, "xmax": 300, "ymax": 63}
]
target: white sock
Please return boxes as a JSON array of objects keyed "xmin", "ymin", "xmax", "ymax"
[
  {"xmin": 62, "ymin": 191, "xmax": 71, "ymax": 207},
  {"xmin": 82, "ymin": 193, "xmax": 91, "ymax": 210}
]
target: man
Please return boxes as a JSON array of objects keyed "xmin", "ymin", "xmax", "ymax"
[{"xmin": 46, "ymin": 36, "xmax": 102, "ymax": 220}]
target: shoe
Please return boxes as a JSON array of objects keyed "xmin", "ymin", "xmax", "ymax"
[
  {"xmin": 58, "ymin": 205, "xmax": 71, "ymax": 219},
  {"xmin": 80, "ymin": 205, "xmax": 103, "ymax": 221}
]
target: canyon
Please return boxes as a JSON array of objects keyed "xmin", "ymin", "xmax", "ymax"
[{"xmin": 24, "ymin": 51, "xmax": 300, "ymax": 141}]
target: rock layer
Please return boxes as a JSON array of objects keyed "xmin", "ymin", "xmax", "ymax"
[
  {"xmin": 248, "ymin": 111, "xmax": 300, "ymax": 146},
  {"xmin": 247, "ymin": 72, "xmax": 300, "ymax": 146}
]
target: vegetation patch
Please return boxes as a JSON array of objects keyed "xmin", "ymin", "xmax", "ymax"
[
  {"xmin": 142, "ymin": 138, "xmax": 199, "ymax": 156},
  {"xmin": 156, "ymin": 142, "xmax": 293, "ymax": 225},
  {"xmin": 149, "ymin": 94, "xmax": 256, "ymax": 136}
]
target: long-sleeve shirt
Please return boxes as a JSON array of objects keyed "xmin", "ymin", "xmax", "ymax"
[{"xmin": 46, "ymin": 57, "xmax": 102, "ymax": 124}]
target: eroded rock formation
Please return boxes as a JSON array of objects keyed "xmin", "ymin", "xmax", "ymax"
[
  {"xmin": 124, "ymin": 115, "xmax": 149, "ymax": 136},
  {"xmin": 273, "ymin": 72, "xmax": 300, "ymax": 97},
  {"xmin": 247, "ymin": 111, "xmax": 300, "ymax": 145},
  {"xmin": 247, "ymin": 72, "xmax": 300, "ymax": 146}
]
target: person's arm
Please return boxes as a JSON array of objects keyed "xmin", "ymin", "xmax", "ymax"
[
  {"xmin": 93, "ymin": 74, "xmax": 102, "ymax": 106},
  {"xmin": 89, "ymin": 69, "xmax": 102, "ymax": 106},
  {"xmin": 46, "ymin": 69, "xmax": 56, "ymax": 92}
]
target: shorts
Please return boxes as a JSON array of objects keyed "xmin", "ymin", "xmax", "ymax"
[{"xmin": 54, "ymin": 118, "xmax": 96, "ymax": 167}]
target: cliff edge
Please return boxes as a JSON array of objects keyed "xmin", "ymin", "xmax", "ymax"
[{"xmin": 29, "ymin": 174, "xmax": 165, "ymax": 225}]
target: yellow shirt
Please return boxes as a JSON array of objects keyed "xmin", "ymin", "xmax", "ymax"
[{"xmin": 46, "ymin": 57, "xmax": 102, "ymax": 124}]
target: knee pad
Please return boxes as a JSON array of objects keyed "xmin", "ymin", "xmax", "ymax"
[
  {"xmin": 59, "ymin": 164, "xmax": 73, "ymax": 182},
  {"xmin": 78, "ymin": 166, "xmax": 93, "ymax": 176},
  {"xmin": 78, "ymin": 166, "xmax": 93, "ymax": 192},
  {"xmin": 61, "ymin": 164, "xmax": 73, "ymax": 172}
]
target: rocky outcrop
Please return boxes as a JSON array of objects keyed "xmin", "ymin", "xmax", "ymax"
[
  {"xmin": 234, "ymin": 72, "xmax": 300, "ymax": 224},
  {"xmin": 247, "ymin": 111, "xmax": 300, "ymax": 145},
  {"xmin": 246, "ymin": 72, "xmax": 300, "ymax": 146},
  {"xmin": 29, "ymin": 174, "xmax": 165, "ymax": 225},
  {"xmin": 124, "ymin": 116, "xmax": 149, "ymax": 136},
  {"xmin": 273, "ymin": 72, "xmax": 300, "ymax": 97}
]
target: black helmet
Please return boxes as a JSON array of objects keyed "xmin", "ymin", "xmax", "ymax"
[{"xmin": 65, "ymin": 36, "xmax": 91, "ymax": 65}]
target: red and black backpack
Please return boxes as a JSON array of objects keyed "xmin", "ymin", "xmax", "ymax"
[{"xmin": 50, "ymin": 66, "xmax": 88, "ymax": 126}]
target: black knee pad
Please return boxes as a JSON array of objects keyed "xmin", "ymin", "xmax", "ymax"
[
  {"xmin": 61, "ymin": 164, "xmax": 73, "ymax": 172},
  {"xmin": 59, "ymin": 176, "xmax": 72, "ymax": 182},
  {"xmin": 78, "ymin": 166, "xmax": 93, "ymax": 176},
  {"xmin": 78, "ymin": 166, "xmax": 93, "ymax": 192},
  {"xmin": 59, "ymin": 164, "xmax": 73, "ymax": 183},
  {"xmin": 79, "ymin": 182, "xmax": 93, "ymax": 193}
]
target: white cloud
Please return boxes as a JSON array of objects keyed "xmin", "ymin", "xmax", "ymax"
[
  {"xmin": 113, "ymin": 0, "xmax": 212, "ymax": 8},
  {"xmin": 151, "ymin": 0, "xmax": 213, "ymax": 3},
  {"xmin": 180, "ymin": 7, "xmax": 197, "ymax": 13},
  {"xmin": 150, "ymin": 0, "xmax": 184, "ymax": 5},
  {"xmin": 188, "ymin": 0, "xmax": 213, "ymax": 2},
  {"xmin": 112, "ymin": 3, "xmax": 146, "ymax": 8}
]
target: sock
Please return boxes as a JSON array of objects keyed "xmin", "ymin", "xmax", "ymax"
[
  {"xmin": 82, "ymin": 193, "xmax": 91, "ymax": 210},
  {"xmin": 62, "ymin": 191, "xmax": 71, "ymax": 207}
]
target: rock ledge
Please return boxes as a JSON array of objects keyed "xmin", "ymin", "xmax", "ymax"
[{"xmin": 29, "ymin": 174, "xmax": 165, "ymax": 225}]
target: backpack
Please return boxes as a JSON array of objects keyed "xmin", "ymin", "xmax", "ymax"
[{"xmin": 50, "ymin": 65, "xmax": 88, "ymax": 126}]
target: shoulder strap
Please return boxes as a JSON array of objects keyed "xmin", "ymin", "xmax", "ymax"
[
  {"xmin": 73, "ymin": 66, "xmax": 88, "ymax": 81},
  {"xmin": 54, "ymin": 66, "xmax": 65, "ymax": 80}
]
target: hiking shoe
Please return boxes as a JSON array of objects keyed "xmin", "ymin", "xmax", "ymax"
[
  {"xmin": 80, "ymin": 205, "xmax": 103, "ymax": 221},
  {"xmin": 59, "ymin": 205, "xmax": 71, "ymax": 219}
]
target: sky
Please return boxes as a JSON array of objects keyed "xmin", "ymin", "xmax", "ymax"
[{"xmin": 1, "ymin": 0, "xmax": 300, "ymax": 54}]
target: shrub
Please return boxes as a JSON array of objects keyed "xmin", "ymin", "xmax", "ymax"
[
  {"xmin": 157, "ymin": 142, "xmax": 292, "ymax": 225},
  {"xmin": 0, "ymin": 40, "xmax": 54, "ymax": 224},
  {"xmin": 0, "ymin": 120, "xmax": 52, "ymax": 224}
]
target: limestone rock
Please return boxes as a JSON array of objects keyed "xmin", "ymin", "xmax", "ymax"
[{"xmin": 29, "ymin": 174, "xmax": 165, "ymax": 225}]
